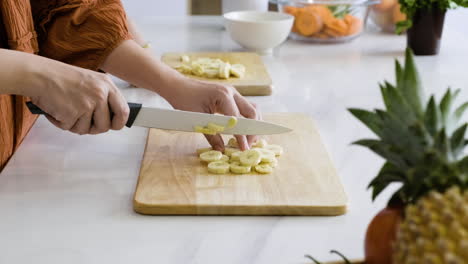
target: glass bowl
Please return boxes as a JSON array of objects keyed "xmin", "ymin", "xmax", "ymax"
[
  {"xmin": 368, "ymin": 0, "xmax": 406, "ymax": 33},
  {"xmin": 275, "ymin": 0, "xmax": 378, "ymax": 43}
]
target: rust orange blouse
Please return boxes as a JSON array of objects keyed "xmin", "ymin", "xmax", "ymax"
[{"xmin": 0, "ymin": 0, "xmax": 131, "ymax": 171}]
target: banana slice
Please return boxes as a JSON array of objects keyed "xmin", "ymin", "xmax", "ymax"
[
  {"xmin": 191, "ymin": 64, "xmax": 205, "ymax": 77},
  {"xmin": 240, "ymin": 149, "xmax": 262, "ymax": 166},
  {"xmin": 265, "ymin": 145, "xmax": 284, "ymax": 156},
  {"xmin": 204, "ymin": 69, "xmax": 219, "ymax": 78},
  {"xmin": 254, "ymin": 148, "xmax": 276, "ymax": 163},
  {"xmin": 208, "ymin": 161, "xmax": 230, "ymax": 174},
  {"xmin": 230, "ymin": 151, "xmax": 242, "ymax": 161},
  {"xmin": 230, "ymin": 64, "xmax": 246, "ymax": 78},
  {"xmin": 230, "ymin": 161, "xmax": 251, "ymax": 174},
  {"xmin": 260, "ymin": 158, "xmax": 278, "ymax": 168},
  {"xmin": 176, "ymin": 64, "xmax": 192, "ymax": 74},
  {"xmin": 252, "ymin": 139, "xmax": 268, "ymax": 148},
  {"xmin": 254, "ymin": 164, "xmax": 273, "ymax": 174},
  {"xmin": 224, "ymin": 147, "xmax": 240, "ymax": 157},
  {"xmin": 220, "ymin": 155, "xmax": 229, "ymax": 162},
  {"xmin": 219, "ymin": 62, "xmax": 231, "ymax": 79},
  {"xmin": 181, "ymin": 55, "xmax": 190, "ymax": 63},
  {"xmin": 207, "ymin": 123, "xmax": 225, "ymax": 133},
  {"xmin": 200, "ymin": 150, "xmax": 222, "ymax": 162},
  {"xmin": 196, "ymin": 147, "xmax": 212, "ymax": 155},
  {"xmin": 227, "ymin": 117, "xmax": 238, "ymax": 128},
  {"xmin": 227, "ymin": 138, "xmax": 238, "ymax": 148}
]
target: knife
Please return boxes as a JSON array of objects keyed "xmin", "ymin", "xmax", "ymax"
[{"xmin": 25, "ymin": 102, "xmax": 292, "ymax": 135}]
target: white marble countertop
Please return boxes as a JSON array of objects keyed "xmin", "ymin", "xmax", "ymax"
[{"xmin": 1, "ymin": 13, "xmax": 467, "ymax": 264}]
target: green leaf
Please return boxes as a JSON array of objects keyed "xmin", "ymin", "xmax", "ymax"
[
  {"xmin": 454, "ymin": 102, "xmax": 468, "ymax": 122},
  {"xmin": 368, "ymin": 162, "xmax": 405, "ymax": 201},
  {"xmin": 353, "ymin": 139, "xmax": 409, "ymax": 169},
  {"xmin": 424, "ymin": 96, "xmax": 440, "ymax": 136},
  {"xmin": 348, "ymin": 108, "xmax": 383, "ymax": 136},
  {"xmin": 395, "ymin": 60, "xmax": 403, "ymax": 84},
  {"xmin": 451, "ymin": 124, "xmax": 467, "ymax": 159},
  {"xmin": 400, "ymin": 48, "xmax": 424, "ymax": 117},
  {"xmin": 433, "ymin": 129, "xmax": 451, "ymax": 162},
  {"xmin": 439, "ymin": 88, "xmax": 453, "ymax": 124}
]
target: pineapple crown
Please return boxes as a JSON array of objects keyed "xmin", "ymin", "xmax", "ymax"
[{"xmin": 349, "ymin": 48, "xmax": 468, "ymax": 205}]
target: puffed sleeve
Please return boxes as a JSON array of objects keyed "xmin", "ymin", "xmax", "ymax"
[{"xmin": 36, "ymin": 0, "xmax": 132, "ymax": 71}]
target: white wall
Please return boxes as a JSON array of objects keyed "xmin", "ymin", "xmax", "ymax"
[{"xmin": 121, "ymin": 0, "xmax": 188, "ymax": 18}]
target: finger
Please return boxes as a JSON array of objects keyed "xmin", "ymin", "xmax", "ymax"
[
  {"xmin": 70, "ymin": 113, "xmax": 93, "ymax": 135},
  {"xmin": 108, "ymin": 88, "xmax": 129, "ymax": 130},
  {"xmin": 204, "ymin": 134, "xmax": 225, "ymax": 152},
  {"xmin": 213, "ymin": 87, "xmax": 250, "ymax": 150},
  {"xmin": 45, "ymin": 113, "xmax": 77, "ymax": 131},
  {"xmin": 235, "ymin": 134, "xmax": 249, "ymax": 151},
  {"xmin": 234, "ymin": 94, "xmax": 260, "ymax": 148},
  {"xmin": 247, "ymin": 101, "xmax": 261, "ymax": 145},
  {"xmin": 89, "ymin": 101, "xmax": 111, "ymax": 134}
]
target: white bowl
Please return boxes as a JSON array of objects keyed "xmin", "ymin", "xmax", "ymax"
[{"xmin": 223, "ymin": 11, "xmax": 294, "ymax": 54}]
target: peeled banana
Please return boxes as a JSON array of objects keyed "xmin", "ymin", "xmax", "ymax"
[{"xmin": 208, "ymin": 161, "xmax": 230, "ymax": 174}]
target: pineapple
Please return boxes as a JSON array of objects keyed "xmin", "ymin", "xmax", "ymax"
[{"xmin": 349, "ymin": 48, "xmax": 468, "ymax": 264}]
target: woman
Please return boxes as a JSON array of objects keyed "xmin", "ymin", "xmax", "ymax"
[{"xmin": 0, "ymin": 0, "xmax": 259, "ymax": 171}]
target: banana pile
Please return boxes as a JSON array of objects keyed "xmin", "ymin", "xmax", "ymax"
[
  {"xmin": 197, "ymin": 138, "xmax": 283, "ymax": 174},
  {"xmin": 175, "ymin": 55, "xmax": 246, "ymax": 79}
]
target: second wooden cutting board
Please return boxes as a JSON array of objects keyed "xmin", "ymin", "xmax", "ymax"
[
  {"xmin": 161, "ymin": 52, "xmax": 273, "ymax": 96},
  {"xmin": 133, "ymin": 113, "xmax": 347, "ymax": 216}
]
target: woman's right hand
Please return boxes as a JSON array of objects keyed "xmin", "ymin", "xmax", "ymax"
[{"xmin": 28, "ymin": 64, "xmax": 130, "ymax": 135}]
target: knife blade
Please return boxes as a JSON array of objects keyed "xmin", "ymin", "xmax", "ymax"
[{"xmin": 26, "ymin": 102, "xmax": 292, "ymax": 135}]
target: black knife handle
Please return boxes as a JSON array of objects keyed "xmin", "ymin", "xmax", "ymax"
[{"xmin": 25, "ymin": 101, "xmax": 142, "ymax": 128}]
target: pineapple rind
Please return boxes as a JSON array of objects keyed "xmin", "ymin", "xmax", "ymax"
[{"xmin": 393, "ymin": 186, "xmax": 468, "ymax": 264}]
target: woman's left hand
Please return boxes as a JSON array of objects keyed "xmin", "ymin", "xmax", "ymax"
[{"xmin": 167, "ymin": 80, "xmax": 260, "ymax": 151}]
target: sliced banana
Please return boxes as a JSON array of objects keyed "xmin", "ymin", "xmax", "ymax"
[
  {"xmin": 224, "ymin": 147, "xmax": 240, "ymax": 157},
  {"xmin": 204, "ymin": 69, "xmax": 219, "ymax": 78},
  {"xmin": 227, "ymin": 117, "xmax": 238, "ymax": 128},
  {"xmin": 207, "ymin": 123, "xmax": 225, "ymax": 133},
  {"xmin": 254, "ymin": 148, "xmax": 276, "ymax": 163},
  {"xmin": 230, "ymin": 64, "xmax": 246, "ymax": 78},
  {"xmin": 227, "ymin": 138, "xmax": 238, "ymax": 148},
  {"xmin": 230, "ymin": 161, "xmax": 251, "ymax": 174},
  {"xmin": 260, "ymin": 158, "xmax": 278, "ymax": 168},
  {"xmin": 253, "ymin": 139, "xmax": 268, "ymax": 148},
  {"xmin": 181, "ymin": 55, "xmax": 190, "ymax": 63},
  {"xmin": 200, "ymin": 150, "xmax": 223, "ymax": 162},
  {"xmin": 254, "ymin": 164, "xmax": 273, "ymax": 174},
  {"xmin": 176, "ymin": 64, "xmax": 192, "ymax": 74},
  {"xmin": 219, "ymin": 62, "xmax": 231, "ymax": 79},
  {"xmin": 208, "ymin": 161, "xmax": 230, "ymax": 174},
  {"xmin": 240, "ymin": 149, "xmax": 262, "ymax": 166},
  {"xmin": 230, "ymin": 151, "xmax": 242, "ymax": 161},
  {"xmin": 265, "ymin": 144, "xmax": 284, "ymax": 156},
  {"xmin": 196, "ymin": 147, "xmax": 212, "ymax": 155},
  {"xmin": 220, "ymin": 155, "xmax": 229, "ymax": 162}
]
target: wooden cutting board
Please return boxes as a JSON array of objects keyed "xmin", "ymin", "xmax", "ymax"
[
  {"xmin": 161, "ymin": 52, "xmax": 273, "ymax": 96},
  {"xmin": 133, "ymin": 113, "xmax": 347, "ymax": 216}
]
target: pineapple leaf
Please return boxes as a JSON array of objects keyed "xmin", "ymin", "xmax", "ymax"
[
  {"xmin": 451, "ymin": 124, "xmax": 467, "ymax": 159},
  {"xmin": 439, "ymin": 88, "xmax": 455, "ymax": 123},
  {"xmin": 353, "ymin": 139, "xmax": 409, "ymax": 169},
  {"xmin": 454, "ymin": 102, "xmax": 468, "ymax": 122},
  {"xmin": 348, "ymin": 108, "xmax": 383, "ymax": 136},
  {"xmin": 424, "ymin": 96, "xmax": 441, "ymax": 136},
  {"xmin": 381, "ymin": 81, "xmax": 416, "ymax": 125},
  {"xmin": 398, "ymin": 48, "xmax": 424, "ymax": 118},
  {"xmin": 368, "ymin": 162, "xmax": 405, "ymax": 201},
  {"xmin": 433, "ymin": 129, "xmax": 451, "ymax": 162},
  {"xmin": 395, "ymin": 59, "xmax": 403, "ymax": 84}
]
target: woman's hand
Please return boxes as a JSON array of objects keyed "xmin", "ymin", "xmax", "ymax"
[
  {"xmin": 167, "ymin": 80, "xmax": 260, "ymax": 151},
  {"xmin": 1, "ymin": 49, "xmax": 130, "ymax": 135},
  {"xmin": 28, "ymin": 66, "xmax": 129, "ymax": 135}
]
